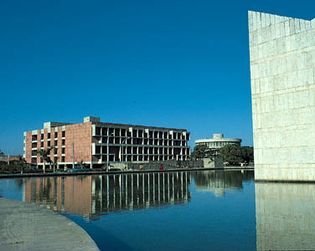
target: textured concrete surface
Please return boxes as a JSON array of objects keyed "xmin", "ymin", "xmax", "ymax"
[
  {"xmin": 249, "ymin": 11, "xmax": 315, "ymax": 181},
  {"xmin": 256, "ymin": 183, "xmax": 315, "ymax": 250},
  {"xmin": 0, "ymin": 198, "xmax": 99, "ymax": 251}
]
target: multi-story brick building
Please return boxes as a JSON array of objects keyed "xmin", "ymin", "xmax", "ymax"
[{"xmin": 24, "ymin": 116, "xmax": 190, "ymax": 169}]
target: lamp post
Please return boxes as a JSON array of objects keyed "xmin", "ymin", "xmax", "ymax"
[
  {"xmin": 107, "ymin": 132, "xmax": 114, "ymax": 171},
  {"xmin": 119, "ymin": 137, "xmax": 130, "ymax": 162}
]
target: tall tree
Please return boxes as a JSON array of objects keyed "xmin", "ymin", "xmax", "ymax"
[
  {"xmin": 241, "ymin": 146, "xmax": 254, "ymax": 163},
  {"xmin": 37, "ymin": 148, "xmax": 53, "ymax": 173},
  {"xmin": 219, "ymin": 144, "xmax": 243, "ymax": 166}
]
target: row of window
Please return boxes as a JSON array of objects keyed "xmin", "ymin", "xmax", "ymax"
[
  {"xmin": 31, "ymin": 156, "xmax": 66, "ymax": 163},
  {"xmin": 31, "ymin": 148, "xmax": 65, "ymax": 156},
  {"xmin": 198, "ymin": 142, "xmax": 237, "ymax": 148},
  {"xmin": 94, "ymin": 155, "xmax": 188, "ymax": 162},
  {"xmin": 94, "ymin": 137, "xmax": 187, "ymax": 146},
  {"xmin": 31, "ymin": 139, "xmax": 66, "ymax": 148},
  {"xmin": 95, "ymin": 127, "xmax": 189, "ymax": 140},
  {"xmin": 31, "ymin": 131, "xmax": 66, "ymax": 141},
  {"xmin": 95, "ymin": 146, "xmax": 189, "ymax": 155}
]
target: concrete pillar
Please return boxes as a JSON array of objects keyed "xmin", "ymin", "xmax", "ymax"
[
  {"xmin": 153, "ymin": 173, "xmax": 155, "ymax": 202},
  {"xmin": 125, "ymin": 174, "xmax": 128, "ymax": 207},
  {"xmin": 130, "ymin": 174, "xmax": 134, "ymax": 209},
  {"xmin": 119, "ymin": 174, "xmax": 122, "ymax": 209},
  {"xmin": 113, "ymin": 175, "xmax": 116, "ymax": 208},
  {"xmin": 172, "ymin": 173, "xmax": 175, "ymax": 202},
  {"xmin": 162, "ymin": 173, "xmax": 165, "ymax": 202},
  {"xmin": 147, "ymin": 173, "xmax": 150, "ymax": 206},
  {"xmin": 158, "ymin": 173, "xmax": 160, "ymax": 203},
  {"xmin": 106, "ymin": 175, "xmax": 109, "ymax": 209},
  {"xmin": 167, "ymin": 173, "xmax": 170, "ymax": 202}
]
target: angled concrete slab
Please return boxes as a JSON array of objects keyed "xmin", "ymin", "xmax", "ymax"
[
  {"xmin": 0, "ymin": 198, "xmax": 99, "ymax": 251},
  {"xmin": 248, "ymin": 11, "xmax": 315, "ymax": 181}
]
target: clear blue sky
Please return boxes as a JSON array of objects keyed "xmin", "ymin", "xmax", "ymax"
[{"xmin": 0, "ymin": 0, "xmax": 314, "ymax": 155}]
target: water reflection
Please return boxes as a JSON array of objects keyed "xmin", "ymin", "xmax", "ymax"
[
  {"xmin": 24, "ymin": 172, "xmax": 190, "ymax": 218},
  {"xmin": 255, "ymin": 182, "xmax": 315, "ymax": 250},
  {"xmin": 192, "ymin": 170, "xmax": 254, "ymax": 196}
]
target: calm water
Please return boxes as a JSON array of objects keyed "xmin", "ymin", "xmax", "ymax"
[{"xmin": 1, "ymin": 170, "xmax": 314, "ymax": 250}]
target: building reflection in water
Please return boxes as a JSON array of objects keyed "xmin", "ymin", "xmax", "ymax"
[
  {"xmin": 24, "ymin": 172, "xmax": 190, "ymax": 218},
  {"xmin": 256, "ymin": 182, "xmax": 315, "ymax": 250},
  {"xmin": 192, "ymin": 170, "xmax": 254, "ymax": 196}
]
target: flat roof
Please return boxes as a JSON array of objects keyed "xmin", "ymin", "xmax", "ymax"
[{"xmin": 94, "ymin": 121, "xmax": 188, "ymax": 132}]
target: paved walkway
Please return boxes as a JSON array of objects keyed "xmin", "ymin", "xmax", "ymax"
[{"xmin": 0, "ymin": 198, "xmax": 99, "ymax": 251}]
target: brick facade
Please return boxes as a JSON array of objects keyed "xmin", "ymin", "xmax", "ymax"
[{"xmin": 23, "ymin": 116, "xmax": 190, "ymax": 169}]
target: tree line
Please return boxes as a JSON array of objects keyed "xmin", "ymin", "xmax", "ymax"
[{"xmin": 191, "ymin": 144, "xmax": 254, "ymax": 166}]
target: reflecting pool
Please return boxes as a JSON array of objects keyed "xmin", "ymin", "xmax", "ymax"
[{"xmin": 5, "ymin": 170, "xmax": 313, "ymax": 250}]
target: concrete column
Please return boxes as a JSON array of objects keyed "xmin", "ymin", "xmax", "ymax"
[
  {"xmin": 99, "ymin": 175, "xmax": 102, "ymax": 211},
  {"xmin": 142, "ymin": 173, "xmax": 145, "ymax": 204},
  {"xmin": 167, "ymin": 173, "xmax": 170, "ymax": 202},
  {"xmin": 153, "ymin": 173, "xmax": 155, "ymax": 202},
  {"xmin": 172, "ymin": 173, "xmax": 175, "ymax": 202},
  {"xmin": 130, "ymin": 174, "xmax": 134, "ymax": 209},
  {"xmin": 113, "ymin": 175, "xmax": 116, "ymax": 209},
  {"xmin": 119, "ymin": 175, "xmax": 122, "ymax": 209},
  {"xmin": 125, "ymin": 174, "xmax": 128, "ymax": 207},
  {"xmin": 106, "ymin": 175, "xmax": 109, "ymax": 209},
  {"xmin": 162, "ymin": 173, "xmax": 165, "ymax": 202},
  {"xmin": 147, "ymin": 173, "xmax": 150, "ymax": 206},
  {"xmin": 158, "ymin": 173, "xmax": 160, "ymax": 203}
]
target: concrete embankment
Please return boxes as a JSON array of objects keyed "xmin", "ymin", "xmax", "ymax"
[
  {"xmin": 0, "ymin": 166, "xmax": 254, "ymax": 179},
  {"xmin": 0, "ymin": 198, "xmax": 99, "ymax": 251}
]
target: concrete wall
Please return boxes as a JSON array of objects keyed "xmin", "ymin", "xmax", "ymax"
[
  {"xmin": 249, "ymin": 11, "xmax": 315, "ymax": 181},
  {"xmin": 256, "ymin": 183, "xmax": 315, "ymax": 250}
]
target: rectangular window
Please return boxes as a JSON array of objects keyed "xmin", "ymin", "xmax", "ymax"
[
  {"xmin": 133, "ymin": 130, "xmax": 137, "ymax": 138},
  {"xmin": 62, "ymin": 131, "xmax": 65, "ymax": 137},
  {"xmin": 121, "ymin": 129, "xmax": 126, "ymax": 136}
]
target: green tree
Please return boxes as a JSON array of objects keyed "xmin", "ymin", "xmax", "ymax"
[
  {"xmin": 192, "ymin": 145, "xmax": 218, "ymax": 160},
  {"xmin": 37, "ymin": 148, "xmax": 53, "ymax": 173},
  {"xmin": 219, "ymin": 144, "xmax": 243, "ymax": 166},
  {"xmin": 240, "ymin": 146, "xmax": 254, "ymax": 163},
  {"xmin": 191, "ymin": 145, "xmax": 208, "ymax": 159}
]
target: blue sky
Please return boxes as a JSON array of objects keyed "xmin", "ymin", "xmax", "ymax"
[{"xmin": 0, "ymin": 0, "xmax": 314, "ymax": 154}]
